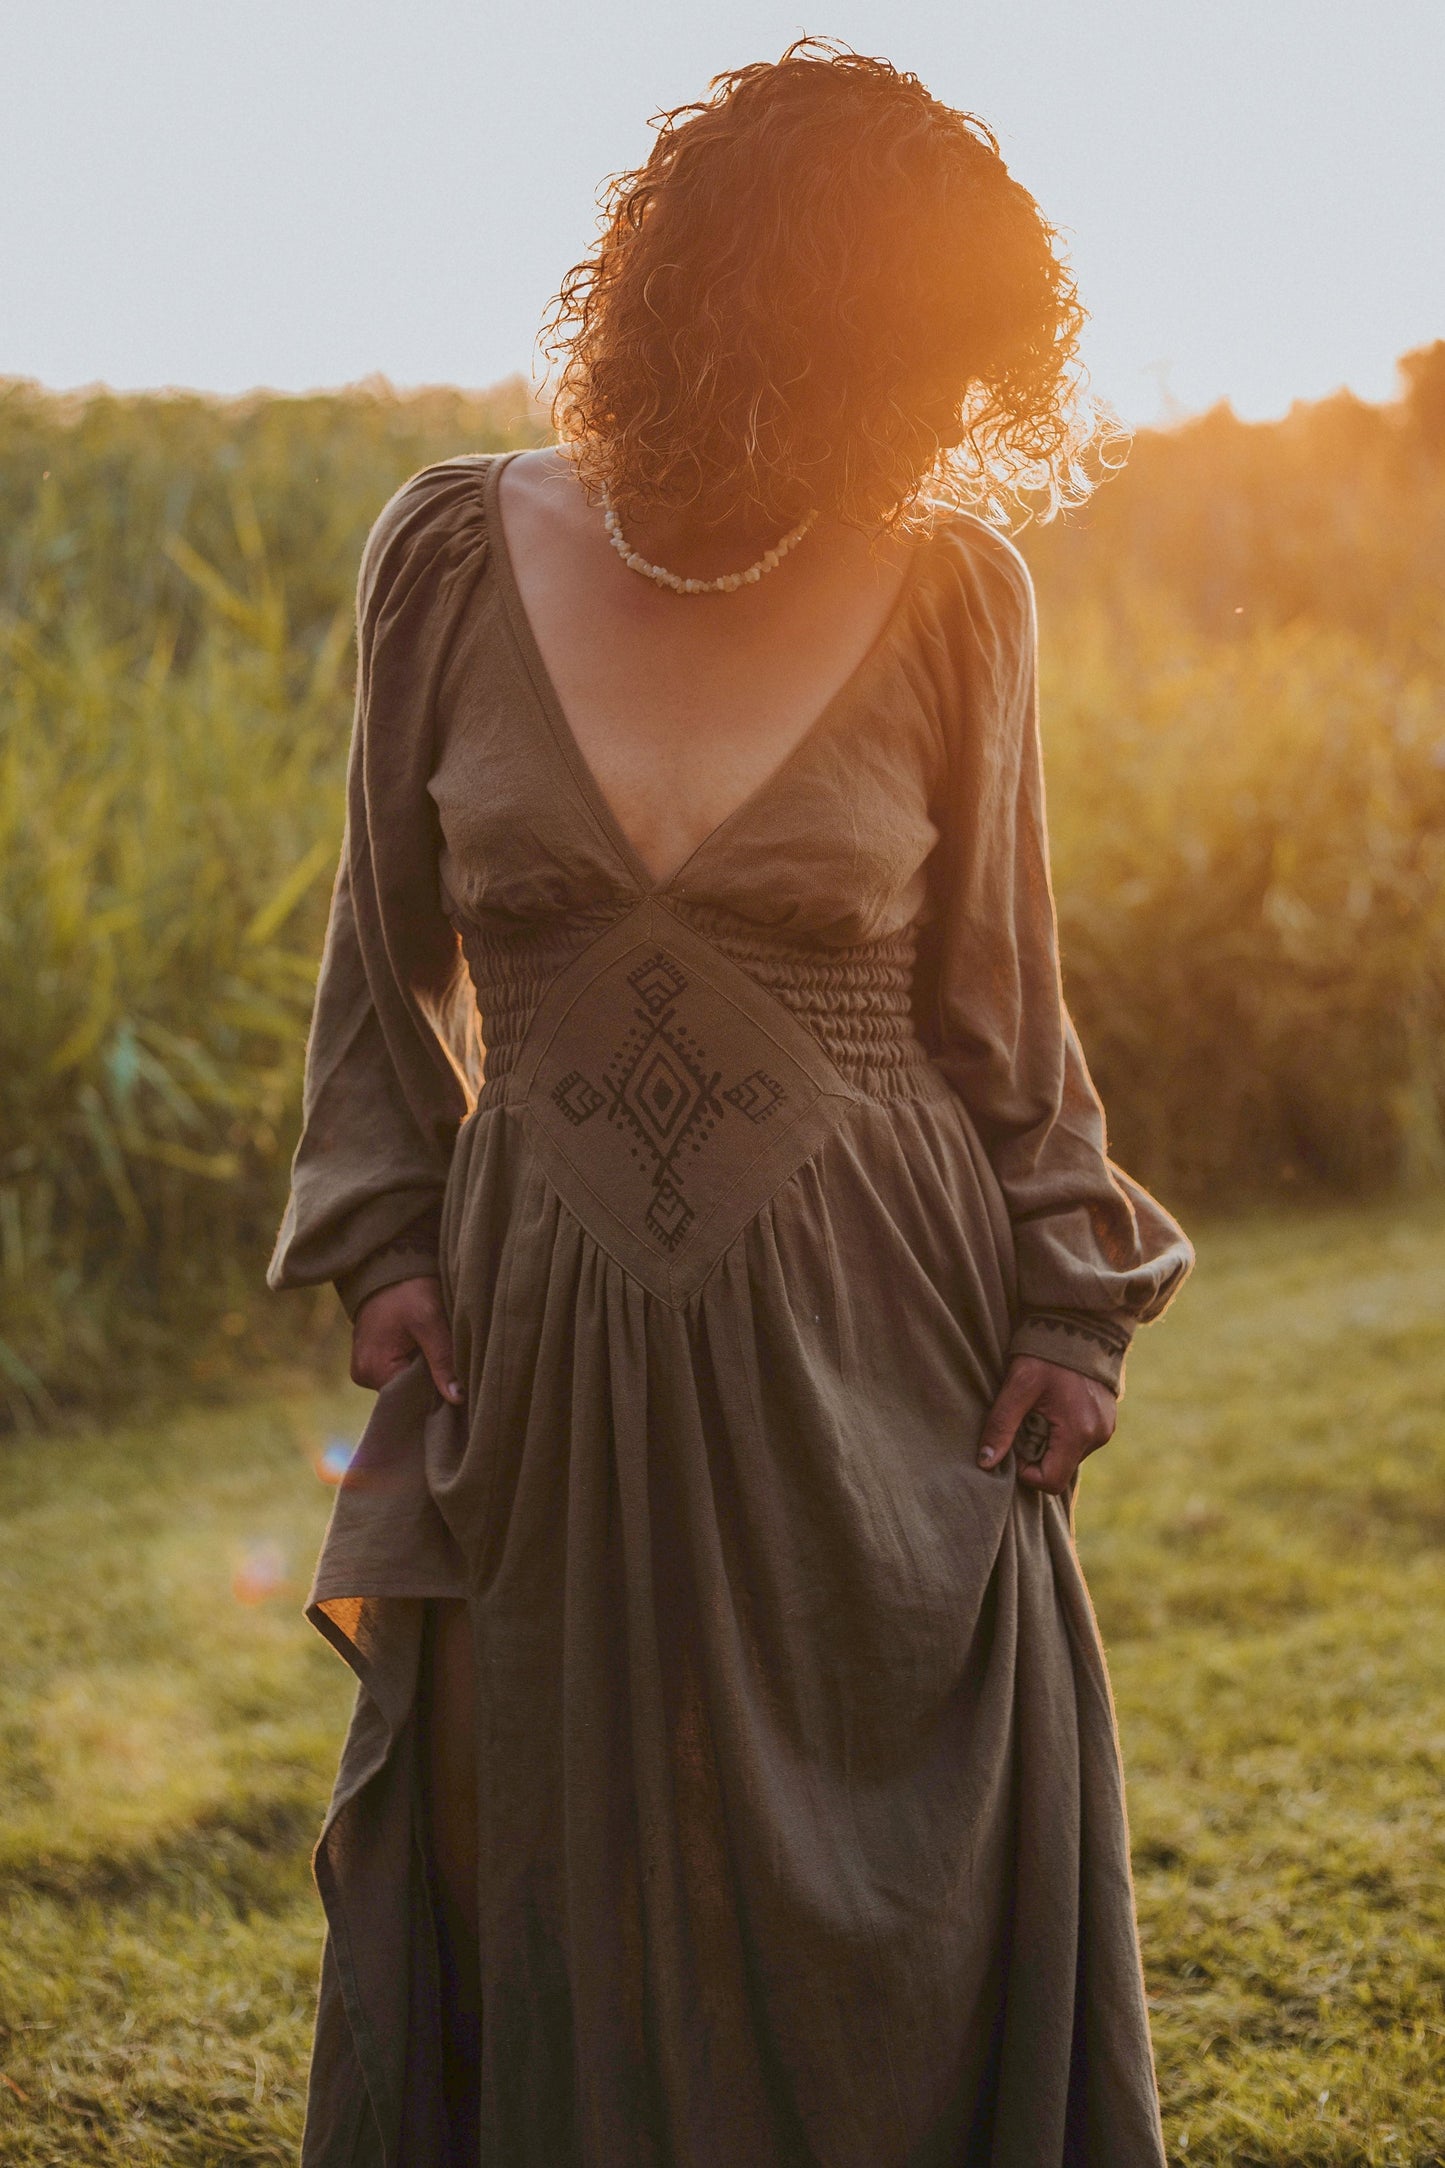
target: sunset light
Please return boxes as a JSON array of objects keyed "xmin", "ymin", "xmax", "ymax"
[{"xmin": 3, "ymin": 12, "xmax": 1440, "ymax": 2162}]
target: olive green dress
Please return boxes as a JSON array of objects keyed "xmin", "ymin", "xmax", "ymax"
[{"xmin": 269, "ymin": 452, "xmax": 1192, "ymax": 2168}]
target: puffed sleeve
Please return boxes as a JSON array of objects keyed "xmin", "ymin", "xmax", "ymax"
[
  {"xmin": 914, "ymin": 518, "xmax": 1192, "ymax": 1392},
  {"xmin": 266, "ymin": 460, "xmax": 494, "ymax": 1317}
]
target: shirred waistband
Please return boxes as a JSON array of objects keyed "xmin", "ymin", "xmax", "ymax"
[{"xmin": 460, "ymin": 901, "xmax": 936, "ymax": 1106}]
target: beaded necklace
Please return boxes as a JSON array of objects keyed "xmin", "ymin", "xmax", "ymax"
[{"xmin": 600, "ymin": 484, "xmax": 817, "ymax": 595}]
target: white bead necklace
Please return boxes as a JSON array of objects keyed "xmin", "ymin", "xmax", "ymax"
[{"xmin": 600, "ymin": 484, "xmax": 817, "ymax": 595}]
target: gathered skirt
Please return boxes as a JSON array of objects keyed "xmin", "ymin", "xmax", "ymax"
[{"xmin": 300, "ymin": 1055, "xmax": 1165, "ymax": 2168}]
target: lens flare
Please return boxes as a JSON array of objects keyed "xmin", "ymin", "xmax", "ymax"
[
  {"xmin": 315, "ymin": 1434, "xmax": 356, "ymax": 1485},
  {"xmin": 232, "ymin": 1539, "xmax": 289, "ymax": 1605}
]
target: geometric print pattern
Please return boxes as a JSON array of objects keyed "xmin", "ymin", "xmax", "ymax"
[{"xmin": 550, "ymin": 949, "xmax": 788, "ymax": 1252}]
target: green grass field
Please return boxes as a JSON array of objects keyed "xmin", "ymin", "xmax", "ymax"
[{"xmin": 1, "ymin": 1205, "xmax": 1442, "ymax": 2166}]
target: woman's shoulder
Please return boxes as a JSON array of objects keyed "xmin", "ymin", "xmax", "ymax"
[
  {"xmin": 922, "ymin": 503, "xmax": 1035, "ymax": 622},
  {"xmin": 907, "ymin": 503, "xmax": 1037, "ymax": 707},
  {"xmin": 357, "ymin": 454, "xmax": 500, "ymax": 623}
]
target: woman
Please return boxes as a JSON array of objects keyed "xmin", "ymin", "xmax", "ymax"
[{"xmin": 271, "ymin": 42, "xmax": 1191, "ymax": 2168}]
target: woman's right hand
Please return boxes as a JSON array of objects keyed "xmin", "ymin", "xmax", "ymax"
[{"xmin": 351, "ymin": 1276, "xmax": 463, "ymax": 1404}]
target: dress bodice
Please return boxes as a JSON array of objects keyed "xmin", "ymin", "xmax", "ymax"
[
  {"xmin": 427, "ymin": 455, "xmax": 947, "ymax": 953},
  {"xmin": 269, "ymin": 452, "xmax": 1191, "ymax": 1365}
]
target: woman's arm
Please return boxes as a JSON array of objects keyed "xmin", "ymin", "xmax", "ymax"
[
  {"xmin": 267, "ymin": 463, "xmax": 493, "ymax": 1376},
  {"xmin": 920, "ymin": 522, "xmax": 1193, "ymax": 1489}
]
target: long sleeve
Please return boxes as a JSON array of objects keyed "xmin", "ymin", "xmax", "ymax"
[
  {"xmin": 267, "ymin": 462, "xmax": 494, "ymax": 1316},
  {"xmin": 916, "ymin": 520, "xmax": 1192, "ymax": 1392}
]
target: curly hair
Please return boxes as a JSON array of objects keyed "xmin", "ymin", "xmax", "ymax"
[{"xmin": 543, "ymin": 40, "xmax": 1105, "ymax": 531}]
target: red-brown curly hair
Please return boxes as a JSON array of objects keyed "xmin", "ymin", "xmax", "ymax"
[{"xmin": 543, "ymin": 40, "xmax": 1102, "ymax": 531}]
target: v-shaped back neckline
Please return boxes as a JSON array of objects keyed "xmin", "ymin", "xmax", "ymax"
[{"xmin": 481, "ymin": 451, "xmax": 931, "ymax": 897}]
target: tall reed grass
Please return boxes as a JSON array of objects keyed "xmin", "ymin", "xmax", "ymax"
[
  {"xmin": 1043, "ymin": 603, "xmax": 1445, "ymax": 1198},
  {"xmin": 2, "ymin": 359, "xmax": 1442, "ymax": 1424},
  {"xmin": 0, "ymin": 381, "xmax": 543, "ymax": 1423},
  {"xmin": 0, "ymin": 554, "xmax": 344, "ymax": 1420}
]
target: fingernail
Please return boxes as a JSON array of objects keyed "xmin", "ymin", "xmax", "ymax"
[{"xmin": 978, "ymin": 1452, "xmax": 994, "ymax": 1468}]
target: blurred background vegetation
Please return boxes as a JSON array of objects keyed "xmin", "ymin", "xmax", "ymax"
[{"xmin": 2, "ymin": 354, "xmax": 1444, "ymax": 1426}]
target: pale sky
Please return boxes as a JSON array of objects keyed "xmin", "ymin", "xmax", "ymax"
[{"xmin": 5, "ymin": 0, "xmax": 1442, "ymax": 425}]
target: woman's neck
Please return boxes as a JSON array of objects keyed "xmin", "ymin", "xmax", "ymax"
[{"xmin": 593, "ymin": 476, "xmax": 817, "ymax": 584}]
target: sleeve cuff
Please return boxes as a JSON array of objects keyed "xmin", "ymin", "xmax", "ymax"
[
  {"xmin": 1008, "ymin": 1308, "xmax": 1133, "ymax": 1394},
  {"xmin": 335, "ymin": 1245, "xmax": 441, "ymax": 1322}
]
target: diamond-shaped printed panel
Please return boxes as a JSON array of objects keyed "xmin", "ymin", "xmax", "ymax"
[
  {"xmin": 551, "ymin": 1070, "xmax": 605, "ymax": 1126},
  {"xmin": 723, "ymin": 1070, "xmax": 787, "ymax": 1125},
  {"xmin": 527, "ymin": 920, "xmax": 837, "ymax": 1297},
  {"xmin": 625, "ymin": 1048, "xmax": 696, "ymax": 1144},
  {"xmin": 628, "ymin": 952, "xmax": 687, "ymax": 1016}
]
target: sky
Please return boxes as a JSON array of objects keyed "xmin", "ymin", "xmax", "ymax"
[{"xmin": 4, "ymin": 0, "xmax": 1442, "ymax": 427}]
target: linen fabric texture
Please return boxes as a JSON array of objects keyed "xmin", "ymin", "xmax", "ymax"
[{"xmin": 269, "ymin": 452, "xmax": 1192, "ymax": 2167}]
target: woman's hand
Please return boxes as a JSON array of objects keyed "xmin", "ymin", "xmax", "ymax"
[
  {"xmin": 977, "ymin": 1355, "xmax": 1116, "ymax": 1496},
  {"xmin": 351, "ymin": 1276, "xmax": 463, "ymax": 1405}
]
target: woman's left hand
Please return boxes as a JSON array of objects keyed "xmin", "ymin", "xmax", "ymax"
[{"xmin": 976, "ymin": 1355, "xmax": 1117, "ymax": 1496}]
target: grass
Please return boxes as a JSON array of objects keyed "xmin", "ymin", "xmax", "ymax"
[
  {"xmin": 1087, "ymin": 1202, "xmax": 1445, "ymax": 2168},
  {"xmin": 0, "ymin": 1373, "xmax": 363, "ymax": 2163},
  {"xmin": 0, "ymin": 1206, "xmax": 1442, "ymax": 2164}
]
